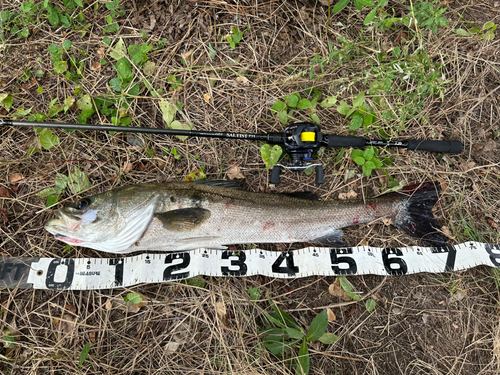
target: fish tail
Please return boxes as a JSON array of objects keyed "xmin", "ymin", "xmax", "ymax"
[{"xmin": 394, "ymin": 182, "xmax": 447, "ymax": 245}]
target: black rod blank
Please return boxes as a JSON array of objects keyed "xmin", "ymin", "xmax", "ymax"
[{"xmin": 0, "ymin": 119, "xmax": 463, "ymax": 154}]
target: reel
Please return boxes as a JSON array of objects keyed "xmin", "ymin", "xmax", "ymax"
[{"xmin": 270, "ymin": 123, "xmax": 325, "ymax": 185}]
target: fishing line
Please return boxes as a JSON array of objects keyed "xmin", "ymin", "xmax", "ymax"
[{"xmin": 0, "ymin": 242, "xmax": 499, "ymax": 290}]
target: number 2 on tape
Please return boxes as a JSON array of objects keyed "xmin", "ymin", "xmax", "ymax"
[{"xmin": 163, "ymin": 253, "xmax": 190, "ymax": 280}]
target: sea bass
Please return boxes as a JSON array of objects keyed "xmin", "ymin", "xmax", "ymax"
[{"xmin": 44, "ymin": 181, "xmax": 447, "ymax": 254}]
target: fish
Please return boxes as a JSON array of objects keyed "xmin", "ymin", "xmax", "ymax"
[{"xmin": 44, "ymin": 181, "xmax": 447, "ymax": 254}]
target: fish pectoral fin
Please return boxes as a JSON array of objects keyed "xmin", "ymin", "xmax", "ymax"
[
  {"xmin": 155, "ymin": 208, "xmax": 211, "ymax": 231},
  {"xmin": 311, "ymin": 230, "xmax": 349, "ymax": 247},
  {"xmin": 173, "ymin": 236, "xmax": 225, "ymax": 250}
]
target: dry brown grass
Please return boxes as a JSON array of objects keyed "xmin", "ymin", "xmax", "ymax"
[{"xmin": 0, "ymin": 0, "xmax": 500, "ymax": 374}]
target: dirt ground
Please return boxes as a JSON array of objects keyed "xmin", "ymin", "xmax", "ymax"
[{"xmin": 0, "ymin": 0, "xmax": 500, "ymax": 374}]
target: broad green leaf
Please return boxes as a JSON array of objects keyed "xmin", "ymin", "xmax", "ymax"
[
  {"xmin": 365, "ymin": 298, "xmax": 376, "ymax": 312},
  {"xmin": 53, "ymin": 61, "xmax": 68, "ymax": 74},
  {"xmin": 109, "ymin": 37, "xmax": 127, "ymax": 60},
  {"xmin": 109, "ymin": 77, "xmax": 122, "ymax": 92},
  {"xmin": 363, "ymin": 147, "xmax": 375, "ymax": 160},
  {"xmin": 277, "ymin": 110, "xmax": 288, "ymax": 125},
  {"xmin": 318, "ymin": 332, "xmax": 339, "ymax": 344},
  {"xmin": 349, "ymin": 115, "xmax": 363, "ymax": 131},
  {"xmin": 285, "ymin": 328, "xmax": 304, "ymax": 339},
  {"xmin": 363, "ymin": 113, "xmax": 374, "ymax": 127},
  {"xmin": 46, "ymin": 194, "xmax": 59, "ymax": 207},
  {"xmin": 332, "ymin": 0, "xmax": 350, "ymax": 13},
  {"xmin": 260, "ymin": 144, "xmax": 283, "ymax": 170},
  {"xmin": 353, "ymin": 156, "xmax": 365, "ymax": 166},
  {"xmin": 364, "ymin": 8, "xmax": 377, "ymax": 25},
  {"xmin": 453, "ymin": 28, "xmax": 470, "ymax": 37},
  {"xmin": 353, "ymin": 91, "xmax": 365, "ymax": 108},
  {"xmin": 0, "ymin": 93, "xmax": 13, "ymax": 111},
  {"xmin": 373, "ymin": 158, "xmax": 383, "ymax": 168},
  {"xmin": 271, "ymin": 100, "xmax": 286, "ymax": 113},
  {"xmin": 39, "ymin": 129, "xmax": 60, "ymax": 150},
  {"xmin": 143, "ymin": 60, "xmax": 156, "ymax": 76},
  {"xmin": 36, "ymin": 187, "xmax": 58, "ymax": 198},
  {"xmin": 362, "ymin": 163, "xmax": 372, "ymax": 177},
  {"xmin": 63, "ymin": 96, "xmax": 75, "ymax": 113},
  {"xmin": 159, "ymin": 99, "xmax": 177, "ymax": 126},
  {"xmin": 123, "ymin": 292, "xmax": 142, "ymax": 305},
  {"xmin": 310, "ymin": 113, "xmax": 320, "ymax": 124},
  {"xmin": 310, "ymin": 87, "xmax": 322, "ymax": 101},
  {"xmin": 483, "ymin": 21, "xmax": 496, "ymax": 30},
  {"xmin": 297, "ymin": 98, "xmax": 312, "ymax": 110},
  {"xmin": 78, "ymin": 343, "xmax": 91, "ymax": 367},
  {"xmin": 321, "ymin": 96, "xmax": 337, "ymax": 108},
  {"xmin": 468, "ymin": 27, "xmax": 481, "ymax": 35},
  {"xmin": 351, "ymin": 149, "xmax": 364, "ymax": 159},
  {"xmin": 74, "ymin": 0, "xmax": 84, "ymax": 7},
  {"xmin": 15, "ymin": 107, "xmax": 32, "ymax": 117},
  {"xmin": 230, "ymin": 26, "xmax": 243, "ymax": 44},
  {"xmin": 248, "ymin": 287, "xmax": 261, "ymax": 301},
  {"xmin": 126, "ymin": 83, "xmax": 140, "ymax": 96},
  {"xmin": 296, "ymin": 338, "xmax": 310, "ymax": 375},
  {"xmin": 338, "ymin": 276, "xmax": 361, "ymax": 301},
  {"xmin": 365, "ymin": 160, "xmax": 376, "ymax": 169},
  {"xmin": 307, "ymin": 310, "xmax": 328, "ymax": 341},
  {"xmin": 169, "ymin": 120, "xmax": 193, "ymax": 141},
  {"xmin": 285, "ymin": 93, "xmax": 300, "ymax": 108},
  {"xmin": 128, "ymin": 44, "xmax": 148, "ymax": 65},
  {"xmin": 54, "ymin": 175, "xmax": 67, "ymax": 193},
  {"xmin": 116, "ymin": 58, "xmax": 132, "ymax": 82},
  {"xmin": 77, "ymin": 95, "xmax": 93, "ymax": 111},
  {"xmin": 336, "ymin": 101, "xmax": 350, "ymax": 115},
  {"xmin": 346, "ymin": 108, "xmax": 357, "ymax": 118},
  {"xmin": 67, "ymin": 167, "xmax": 90, "ymax": 195},
  {"xmin": 62, "ymin": 40, "xmax": 72, "ymax": 50},
  {"xmin": 357, "ymin": 0, "xmax": 374, "ymax": 5}
]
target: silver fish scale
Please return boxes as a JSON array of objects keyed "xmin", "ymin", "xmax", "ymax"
[{"xmin": 130, "ymin": 193, "xmax": 402, "ymax": 252}]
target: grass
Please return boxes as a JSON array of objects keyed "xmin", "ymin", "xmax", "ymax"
[{"xmin": 0, "ymin": 0, "xmax": 499, "ymax": 373}]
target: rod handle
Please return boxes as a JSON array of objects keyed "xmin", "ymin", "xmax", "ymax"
[
  {"xmin": 407, "ymin": 139, "xmax": 463, "ymax": 154},
  {"xmin": 326, "ymin": 135, "xmax": 366, "ymax": 148}
]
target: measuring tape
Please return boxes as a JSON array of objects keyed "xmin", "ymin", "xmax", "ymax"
[{"xmin": 0, "ymin": 242, "xmax": 499, "ymax": 290}]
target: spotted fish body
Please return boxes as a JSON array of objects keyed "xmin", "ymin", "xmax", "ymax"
[{"xmin": 44, "ymin": 181, "xmax": 446, "ymax": 254}]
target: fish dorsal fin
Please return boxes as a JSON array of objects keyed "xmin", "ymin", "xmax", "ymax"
[
  {"xmin": 155, "ymin": 208, "xmax": 211, "ymax": 232},
  {"xmin": 193, "ymin": 180, "xmax": 243, "ymax": 190},
  {"xmin": 281, "ymin": 191, "xmax": 319, "ymax": 201}
]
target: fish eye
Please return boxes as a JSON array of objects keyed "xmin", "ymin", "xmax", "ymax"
[{"xmin": 76, "ymin": 198, "xmax": 91, "ymax": 210}]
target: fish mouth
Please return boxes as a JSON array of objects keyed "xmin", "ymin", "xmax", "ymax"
[
  {"xmin": 52, "ymin": 232, "xmax": 84, "ymax": 245},
  {"xmin": 45, "ymin": 218, "xmax": 85, "ymax": 245}
]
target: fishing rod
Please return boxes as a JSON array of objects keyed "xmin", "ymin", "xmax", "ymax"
[{"xmin": 0, "ymin": 119, "xmax": 463, "ymax": 184}]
